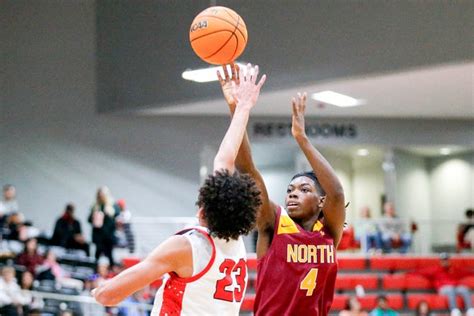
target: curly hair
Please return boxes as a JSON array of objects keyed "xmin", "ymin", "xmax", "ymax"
[{"xmin": 197, "ymin": 169, "xmax": 261, "ymax": 241}]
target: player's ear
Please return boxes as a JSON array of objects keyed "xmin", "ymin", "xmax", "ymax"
[
  {"xmin": 318, "ymin": 196, "xmax": 326, "ymax": 209},
  {"xmin": 196, "ymin": 207, "xmax": 206, "ymax": 222}
]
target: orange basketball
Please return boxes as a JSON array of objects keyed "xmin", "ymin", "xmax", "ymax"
[{"xmin": 189, "ymin": 6, "xmax": 248, "ymax": 65}]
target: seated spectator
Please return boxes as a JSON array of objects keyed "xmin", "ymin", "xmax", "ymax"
[
  {"xmin": 377, "ymin": 202, "xmax": 412, "ymax": 253},
  {"xmin": 19, "ymin": 271, "xmax": 44, "ymax": 314},
  {"xmin": 415, "ymin": 300, "xmax": 431, "ymax": 316},
  {"xmin": 37, "ymin": 249, "xmax": 83, "ymax": 290},
  {"xmin": 339, "ymin": 296, "xmax": 368, "ymax": 316},
  {"xmin": 16, "ymin": 238, "xmax": 43, "ymax": 275},
  {"xmin": 5, "ymin": 212, "xmax": 25, "ymax": 241},
  {"xmin": 115, "ymin": 199, "xmax": 135, "ymax": 254},
  {"xmin": 0, "ymin": 266, "xmax": 24, "ymax": 316},
  {"xmin": 457, "ymin": 208, "xmax": 474, "ymax": 251},
  {"xmin": 406, "ymin": 253, "xmax": 474, "ymax": 316},
  {"xmin": 51, "ymin": 203, "xmax": 89, "ymax": 256},
  {"xmin": 355, "ymin": 206, "xmax": 381, "ymax": 253},
  {"xmin": 370, "ymin": 295, "xmax": 398, "ymax": 316}
]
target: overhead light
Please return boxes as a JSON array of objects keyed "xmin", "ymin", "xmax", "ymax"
[
  {"xmin": 440, "ymin": 148, "xmax": 451, "ymax": 155},
  {"xmin": 311, "ymin": 91, "xmax": 363, "ymax": 107},
  {"xmin": 182, "ymin": 63, "xmax": 246, "ymax": 83},
  {"xmin": 357, "ymin": 149, "xmax": 369, "ymax": 156}
]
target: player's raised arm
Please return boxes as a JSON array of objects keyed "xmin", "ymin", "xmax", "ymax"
[
  {"xmin": 291, "ymin": 92, "xmax": 346, "ymax": 246},
  {"xmin": 218, "ymin": 64, "xmax": 278, "ymax": 258},
  {"xmin": 213, "ymin": 63, "xmax": 266, "ymax": 173},
  {"xmin": 93, "ymin": 235, "xmax": 191, "ymax": 306}
]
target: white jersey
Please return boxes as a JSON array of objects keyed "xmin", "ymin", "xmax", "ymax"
[{"xmin": 151, "ymin": 226, "xmax": 248, "ymax": 316}]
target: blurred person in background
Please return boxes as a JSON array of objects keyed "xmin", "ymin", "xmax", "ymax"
[
  {"xmin": 115, "ymin": 199, "xmax": 135, "ymax": 254},
  {"xmin": 51, "ymin": 203, "xmax": 89, "ymax": 256},
  {"xmin": 88, "ymin": 186, "xmax": 120, "ymax": 266},
  {"xmin": 339, "ymin": 296, "xmax": 369, "ymax": 316},
  {"xmin": 0, "ymin": 184, "xmax": 19, "ymax": 215},
  {"xmin": 406, "ymin": 253, "xmax": 474, "ymax": 316},
  {"xmin": 19, "ymin": 270, "xmax": 44, "ymax": 315},
  {"xmin": 415, "ymin": 300, "xmax": 432, "ymax": 316},
  {"xmin": 370, "ymin": 295, "xmax": 398, "ymax": 316},
  {"xmin": 355, "ymin": 206, "xmax": 381, "ymax": 253},
  {"xmin": 377, "ymin": 202, "xmax": 412, "ymax": 253},
  {"xmin": 458, "ymin": 208, "xmax": 474, "ymax": 251},
  {"xmin": 16, "ymin": 238, "xmax": 43, "ymax": 275},
  {"xmin": 37, "ymin": 249, "xmax": 83, "ymax": 290},
  {"xmin": 0, "ymin": 266, "xmax": 23, "ymax": 316}
]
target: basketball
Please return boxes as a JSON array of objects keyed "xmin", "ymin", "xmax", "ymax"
[{"xmin": 189, "ymin": 6, "xmax": 248, "ymax": 65}]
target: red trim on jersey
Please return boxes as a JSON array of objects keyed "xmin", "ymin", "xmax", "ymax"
[
  {"xmin": 159, "ymin": 276, "xmax": 187, "ymax": 316},
  {"xmin": 171, "ymin": 227, "xmax": 217, "ymax": 283}
]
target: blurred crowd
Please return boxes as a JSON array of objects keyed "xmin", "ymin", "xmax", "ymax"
[{"xmin": 0, "ymin": 184, "xmax": 143, "ymax": 316}]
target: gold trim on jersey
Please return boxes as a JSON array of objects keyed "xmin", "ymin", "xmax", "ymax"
[{"xmin": 277, "ymin": 214, "xmax": 300, "ymax": 234}]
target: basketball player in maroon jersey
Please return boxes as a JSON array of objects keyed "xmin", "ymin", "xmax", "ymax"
[
  {"xmin": 93, "ymin": 64, "xmax": 266, "ymax": 315},
  {"xmin": 219, "ymin": 64, "xmax": 346, "ymax": 315}
]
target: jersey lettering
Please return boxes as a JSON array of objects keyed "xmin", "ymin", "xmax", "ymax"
[{"xmin": 287, "ymin": 244, "xmax": 335, "ymax": 264}]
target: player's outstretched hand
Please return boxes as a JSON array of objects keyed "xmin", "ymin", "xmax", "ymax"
[
  {"xmin": 291, "ymin": 92, "xmax": 307, "ymax": 139},
  {"xmin": 217, "ymin": 63, "xmax": 240, "ymax": 107},
  {"xmin": 231, "ymin": 63, "xmax": 266, "ymax": 112}
]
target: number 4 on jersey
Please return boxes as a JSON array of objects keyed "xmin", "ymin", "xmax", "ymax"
[{"xmin": 300, "ymin": 268, "xmax": 318, "ymax": 296}]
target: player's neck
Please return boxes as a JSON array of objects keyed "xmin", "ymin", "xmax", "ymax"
[{"xmin": 294, "ymin": 214, "xmax": 320, "ymax": 231}]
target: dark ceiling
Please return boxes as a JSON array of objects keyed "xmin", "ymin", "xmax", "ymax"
[{"xmin": 96, "ymin": 0, "xmax": 474, "ymax": 113}]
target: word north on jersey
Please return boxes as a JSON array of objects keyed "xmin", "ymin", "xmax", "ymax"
[{"xmin": 287, "ymin": 244, "xmax": 335, "ymax": 264}]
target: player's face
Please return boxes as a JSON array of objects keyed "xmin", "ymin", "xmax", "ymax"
[{"xmin": 285, "ymin": 176, "xmax": 320, "ymax": 219}]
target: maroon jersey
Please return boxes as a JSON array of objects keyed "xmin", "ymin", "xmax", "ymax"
[{"xmin": 254, "ymin": 207, "xmax": 338, "ymax": 316}]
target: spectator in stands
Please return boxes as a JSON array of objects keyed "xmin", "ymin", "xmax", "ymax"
[
  {"xmin": 51, "ymin": 203, "xmax": 89, "ymax": 256},
  {"xmin": 377, "ymin": 202, "xmax": 412, "ymax": 253},
  {"xmin": 355, "ymin": 206, "xmax": 381, "ymax": 253},
  {"xmin": 339, "ymin": 296, "xmax": 368, "ymax": 316},
  {"xmin": 37, "ymin": 249, "xmax": 84, "ymax": 290},
  {"xmin": 0, "ymin": 266, "xmax": 24, "ymax": 315},
  {"xmin": 115, "ymin": 199, "xmax": 135, "ymax": 254},
  {"xmin": 0, "ymin": 184, "xmax": 19, "ymax": 214},
  {"xmin": 370, "ymin": 295, "xmax": 398, "ymax": 316},
  {"xmin": 415, "ymin": 300, "xmax": 431, "ymax": 316},
  {"xmin": 88, "ymin": 186, "xmax": 119, "ymax": 266},
  {"xmin": 19, "ymin": 271, "xmax": 44, "ymax": 314},
  {"xmin": 407, "ymin": 253, "xmax": 474, "ymax": 316},
  {"xmin": 5, "ymin": 212, "xmax": 25, "ymax": 241},
  {"xmin": 458, "ymin": 208, "xmax": 474, "ymax": 251},
  {"xmin": 16, "ymin": 238, "xmax": 43, "ymax": 275}
]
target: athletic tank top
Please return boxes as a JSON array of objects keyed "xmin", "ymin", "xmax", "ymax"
[
  {"xmin": 254, "ymin": 207, "xmax": 338, "ymax": 316},
  {"xmin": 151, "ymin": 226, "xmax": 248, "ymax": 315}
]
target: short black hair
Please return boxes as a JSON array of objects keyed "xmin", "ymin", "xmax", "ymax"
[
  {"xmin": 291, "ymin": 171, "xmax": 325, "ymax": 196},
  {"xmin": 197, "ymin": 169, "xmax": 261, "ymax": 241},
  {"xmin": 466, "ymin": 209, "xmax": 474, "ymax": 218}
]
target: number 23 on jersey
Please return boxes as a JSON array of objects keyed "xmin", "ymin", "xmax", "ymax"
[{"xmin": 213, "ymin": 258, "xmax": 247, "ymax": 302}]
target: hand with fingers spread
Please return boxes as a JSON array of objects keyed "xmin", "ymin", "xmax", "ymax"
[
  {"xmin": 217, "ymin": 63, "xmax": 240, "ymax": 108},
  {"xmin": 231, "ymin": 63, "xmax": 266, "ymax": 112},
  {"xmin": 291, "ymin": 92, "xmax": 307, "ymax": 139}
]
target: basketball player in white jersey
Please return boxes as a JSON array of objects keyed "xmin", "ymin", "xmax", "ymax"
[{"xmin": 93, "ymin": 63, "xmax": 266, "ymax": 315}]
